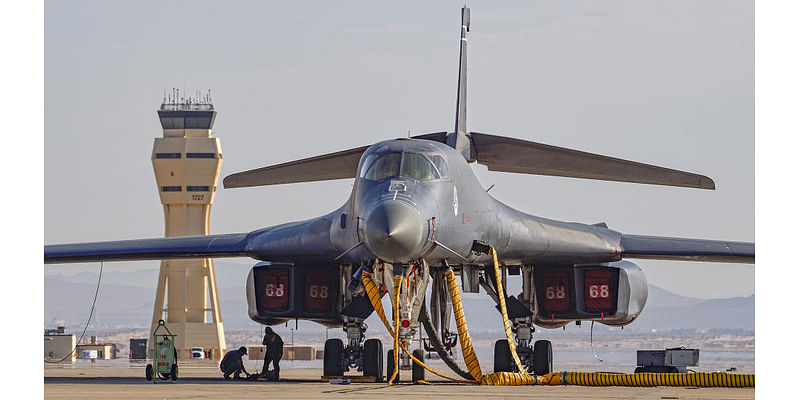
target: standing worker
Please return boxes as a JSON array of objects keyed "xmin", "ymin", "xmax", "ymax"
[
  {"xmin": 220, "ymin": 346, "xmax": 250, "ymax": 380},
  {"xmin": 261, "ymin": 327, "xmax": 284, "ymax": 380}
]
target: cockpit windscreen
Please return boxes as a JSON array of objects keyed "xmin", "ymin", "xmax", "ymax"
[
  {"xmin": 401, "ymin": 152, "xmax": 440, "ymax": 181},
  {"xmin": 363, "ymin": 152, "xmax": 401, "ymax": 181},
  {"xmin": 361, "ymin": 151, "xmax": 446, "ymax": 182}
]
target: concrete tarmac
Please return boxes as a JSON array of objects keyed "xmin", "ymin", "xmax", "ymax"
[{"xmin": 44, "ymin": 362, "xmax": 754, "ymax": 399}]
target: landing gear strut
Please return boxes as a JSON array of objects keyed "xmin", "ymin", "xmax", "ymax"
[
  {"xmin": 492, "ymin": 326, "xmax": 552, "ymax": 375},
  {"xmin": 370, "ymin": 260, "xmax": 429, "ymax": 383},
  {"xmin": 323, "ymin": 319, "xmax": 384, "ymax": 381},
  {"xmin": 323, "ymin": 264, "xmax": 384, "ymax": 381},
  {"xmin": 483, "ymin": 264, "xmax": 554, "ymax": 375}
]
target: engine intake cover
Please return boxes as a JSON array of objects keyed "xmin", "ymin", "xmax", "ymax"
[
  {"xmin": 533, "ymin": 260, "xmax": 647, "ymax": 328},
  {"xmin": 246, "ymin": 262, "xmax": 344, "ymax": 327}
]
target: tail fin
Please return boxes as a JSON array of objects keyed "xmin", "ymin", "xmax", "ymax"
[{"xmin": 446, "ymin": 6, "xmax": 474, "ymax": 161}]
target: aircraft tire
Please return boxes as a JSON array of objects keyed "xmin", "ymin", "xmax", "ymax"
[
  {"xmin": 494, "ymin": 339, "xmax": 514, "ymax": 372},
  {"xmin": 533, "ymin": 340, "xmax": 553, "ymax": 376},
  {"xmin": 412, "ymin": 349, "xmax": 425, "ymax": 382},
  {"xmin": 323, "ymin": 338, "xmax": 344, "ymax": 377},
  {"xmin": 363, "ymin": 339, "xmax": 383, "ymax": 382},
  {"xmin": 387, "ymin": 349, "xmax": 398, "ymax": 383}
]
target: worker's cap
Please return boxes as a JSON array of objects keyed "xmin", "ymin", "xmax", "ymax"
[{"xmin": 238, "ymin": 346, "xmax": 247, "ymax": 355}]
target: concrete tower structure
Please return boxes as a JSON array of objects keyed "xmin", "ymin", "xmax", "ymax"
[{"xmin": 150, "ymin": 89, "xmax": 226, "ymax": 360}]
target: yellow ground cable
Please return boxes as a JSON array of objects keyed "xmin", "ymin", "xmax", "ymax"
[
  {"xmin": 489, "ymin": 247, "xmax": 531, "ymax": 378},
  {"xmin": 361, "ymin": 270, "xmax": 478, "ymax": 384}
]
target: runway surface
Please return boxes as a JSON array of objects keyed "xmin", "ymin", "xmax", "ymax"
[{"xmin": 44, "ymin": 362, "xmax": 754, "ymax": 399}]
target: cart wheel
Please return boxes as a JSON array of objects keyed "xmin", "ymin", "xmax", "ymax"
[
  {"xmin": 145, "ymin": 364, "xmax": 153, "ymax": 381},
  {"xmin": 171, "ymin": 364, "xmax": 179, "ymax": 381}
]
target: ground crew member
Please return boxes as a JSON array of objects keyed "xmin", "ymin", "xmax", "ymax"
[
  {"xmin": 261, "ymin": 327, "xmax": 284, "ymax": 380},
  {"xmin": 220, "ymin": 346, "xmax": 250, "ymax": 380}
]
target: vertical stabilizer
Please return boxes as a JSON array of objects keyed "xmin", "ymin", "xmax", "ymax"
[{"xmin": 447, "ymin": 6, "xmax": 474, "ymax": 161}]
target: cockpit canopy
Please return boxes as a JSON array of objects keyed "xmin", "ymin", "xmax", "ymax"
[{"xmin": 360, "ymin": 151, "xmax": 448, "ymax": 182}]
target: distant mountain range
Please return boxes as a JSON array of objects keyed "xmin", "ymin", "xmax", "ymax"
[{"xmin": 45, "ymin": 262, "xmax": 753, "ymax": 334}]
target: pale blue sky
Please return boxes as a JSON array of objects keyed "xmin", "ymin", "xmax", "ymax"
[{"xmin": 44, "ymin": 0, "xmax": 753, "ymax": 298}]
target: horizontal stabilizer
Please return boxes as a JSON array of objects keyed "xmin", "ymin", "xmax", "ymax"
[
  {"xmin": 620, "ymin": 234, "xmax": 754, "ymax": 263},
  {"xmin": 223, "ymin": 132, "xmax": 446, "ymax": 188},
  {"xmin": 470, "ymin": 132, "xmax": 715, "ymax": 190},
  {"xmin": 45, "ymin": 233, "xmax": 251, "ymax": 263}
]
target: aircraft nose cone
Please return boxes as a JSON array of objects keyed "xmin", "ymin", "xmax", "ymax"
[{"xmin": 364, "ymin": 201, "xmax": 425, "ymax": 263}]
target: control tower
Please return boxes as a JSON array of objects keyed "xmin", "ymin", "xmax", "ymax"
[{"xmin": 150, "ymin": 89, "xmax": 226, "ymax": 360}]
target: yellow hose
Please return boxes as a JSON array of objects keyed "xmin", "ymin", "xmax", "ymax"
[
  {"xmin": 444, "ymin": 252, "xmax": 535, "ymax": 386},
  {"xmin": 362, "ymin": 270, "xmax": 477, "ymax": 384},
  {"xmin": 542, "ymin": 371, "xmax": 754, "ymax": 387},
  {"xmin": 444, "ymin": 268, "xmax": 483, "ymax": 381},
  {"xmin": 360, "ymin": 255, "xmax": 755, "ymax": 388}
]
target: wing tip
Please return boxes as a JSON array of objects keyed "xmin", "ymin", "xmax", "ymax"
[
  {"xmin": 222, "ymin": 174, "xmax": 239, "ymax": 189},
  {"xmin": 699, "ymin": 175, "xmax": 716, "ymax": 190}
]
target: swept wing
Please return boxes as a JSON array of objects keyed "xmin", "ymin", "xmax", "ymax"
[{"xmin": 620, "ymin": 234, "xmax": 754, "ymax": 263}]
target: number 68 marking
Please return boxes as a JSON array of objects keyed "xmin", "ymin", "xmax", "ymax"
[
  {"xmin": 545, "ymin": 286, "xmax": 566, "ymax": 299},
  {"xmin": 265, "ymin": 283, "xmax": 285, "ymax": 297},
  {"xmin": 589, "ymin": 284, "xmax": 609, "ymax": 298}
]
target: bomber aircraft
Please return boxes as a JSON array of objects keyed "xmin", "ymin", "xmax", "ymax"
[{"xmin": 45, "ymin": 6, "xmax": 754, "ymax": 382}]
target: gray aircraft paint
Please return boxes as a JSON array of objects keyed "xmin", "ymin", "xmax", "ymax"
[
  {"xmin": 44, "ymin": 4, "xmax": 753, "ymax": 333},
  {"xmin": 45, "ymin": 5, "xmax": 753, "ymax": 268}
]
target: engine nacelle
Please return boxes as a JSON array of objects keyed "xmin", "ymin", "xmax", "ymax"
[
  {"xmin": 532, "ymin": 260, "xmax": 647, "ymax": 329},
  {"xmin": 246, "ymin": 262, "xmax": 345, "ymax": 328}
]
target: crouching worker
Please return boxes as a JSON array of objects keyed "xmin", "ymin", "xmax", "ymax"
[
  {"xmin": 261, "ymin": 327, "xmax": 284, "ymax": 380},
  {"xmin": 220, "ymin": 346, "xmax": 250, "ymax": 380}
]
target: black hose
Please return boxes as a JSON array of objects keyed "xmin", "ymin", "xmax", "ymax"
[
  {"xmin": 418, "ymin": 298, "xmax": 474, "ymax": 380},
  {"xmin": 45, "ymin": 261, "xmax": 104, "ymax": 363}
]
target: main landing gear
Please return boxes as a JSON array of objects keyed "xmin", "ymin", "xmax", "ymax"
[
  {"xmin": 481, "ymin": 264, "xmax": 554, "ymax": 376},
  {"xmin": 323, "ymin": 264, "xmax": 384, "ymax": 382}
]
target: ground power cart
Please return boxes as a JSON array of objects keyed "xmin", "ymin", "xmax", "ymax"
[{"xmin": 145, "ymin": 320, "xmax": 179, "ymax": 382}]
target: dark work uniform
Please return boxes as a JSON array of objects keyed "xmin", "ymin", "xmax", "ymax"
[
  {"xmin": 220, "ymin": 350, "xmax": 245, "ymax": 379},
  {"xmin": 261, "ymin": 333, "xmax": 284, "ymax": 379}
]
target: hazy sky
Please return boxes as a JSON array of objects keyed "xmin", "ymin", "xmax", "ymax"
[{"xmin": 44, "ymin": 0, "xmax": 753, "ymax": 298}]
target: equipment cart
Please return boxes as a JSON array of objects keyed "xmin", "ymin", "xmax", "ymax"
[{"xmin": 146, "ymin": 319, "xmax": 179, "ymax": 382}]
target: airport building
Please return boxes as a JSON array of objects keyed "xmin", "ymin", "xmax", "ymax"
[
  {"xmin": 149, "ymin": 89, "xmax": 226, "ymax": 360},
  {"xmin": 44, "ymin": 326, "xmax": 75, "ymax": 363},
  {"xmin": 75, "ymin": 336, "xmax": 119, "ymax": 359}
]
